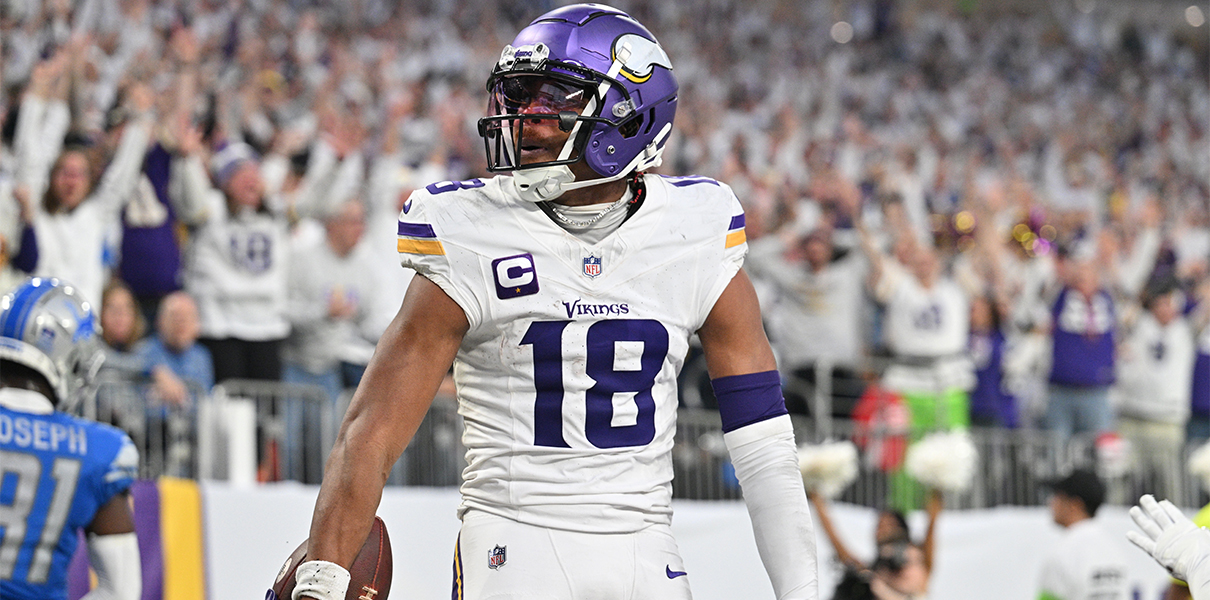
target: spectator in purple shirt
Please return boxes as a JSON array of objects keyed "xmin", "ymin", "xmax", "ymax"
[
  {"xmin": 118, "ymin": 29, "xmax": 203, "ymax": 326},
  {"xmin": 969, "ymin": 294, "xmax": 1017, "ymax": 428},
  {"xmin": 119, "ymin": 143, "xmax": 184, "ymax": 326},
  {"xmin": 1045, "ymin": 248, "xmax": 1117, "ymax": 442}
]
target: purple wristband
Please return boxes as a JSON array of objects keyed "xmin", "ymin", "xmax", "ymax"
[{"xmin": 710, "ymin": 370, "xmax": 788, "ymax": 433}]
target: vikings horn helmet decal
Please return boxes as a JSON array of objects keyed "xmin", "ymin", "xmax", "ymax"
[{"xmin": 477, "ymin": 4, "xmax": 678, "ymax": 202}]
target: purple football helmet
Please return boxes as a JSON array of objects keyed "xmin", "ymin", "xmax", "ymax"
[{"xmin": 477, "ymin": 4, "xmax": 678, "ymax": 202}]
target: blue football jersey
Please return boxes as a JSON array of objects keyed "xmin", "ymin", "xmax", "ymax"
[{"xmin": 0, "ymin": 400, "xmax": 138, "ymax": 600}]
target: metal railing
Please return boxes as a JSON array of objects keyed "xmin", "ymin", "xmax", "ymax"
[
  {"xmin": 84, "ymin": 374, "xmax": 206, "ymax": 480},
  {"xmin": 328, "ymin": 388, "xmax": 466, "ymax": 487},
  {"xmin": 385, "ymin": 395, "xmax": 465, "ymax": 487},
  {"xmin": 196, "ymin": 380, "xmax": 464, "ymax": 486},
  {"xmin": 77, "ymin": 376, "xmax": 1209, "ymax": 510},
  {"xmin": 797, "ymin": 420, "xmax": 1101, "ymax": 510},
  {"xmin": 197, "ymin": 379, "xmax": 334, "ymax": 483},
  {"xmin": 80, "ymin": 376, "xmax": 466, "ymax": 485}
]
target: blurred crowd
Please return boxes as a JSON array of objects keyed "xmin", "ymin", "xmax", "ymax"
[{"xmin": 0, "ymin": 0, "xmax": 1207, "ymax": 496}]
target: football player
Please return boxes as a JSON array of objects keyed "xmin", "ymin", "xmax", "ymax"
[
  {"xmin": 296, "ymin": 5, "xmax": 817, "ymax": 599},
  {"xmin": 0, "ymin": 278, "xmax": 141, "ymax": 600}
]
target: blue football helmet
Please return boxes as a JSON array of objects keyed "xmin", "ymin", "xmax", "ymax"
[
  {"xmin": 0, "ymin": 278, "xmax": 104, "ymax": 411},
  {"xmin": 477, "ymin": 4, "xmax": 679, "ymax": 202}
]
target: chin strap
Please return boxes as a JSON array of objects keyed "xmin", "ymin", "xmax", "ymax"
[
  {"xmin": 512, "ymin": 165, "xmax": 577, "ymax": 202},
  {"xmin": 512, "ymin": 122, "xmax": 671, "ymax": 203}
]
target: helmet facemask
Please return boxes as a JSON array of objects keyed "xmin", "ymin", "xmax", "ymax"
[{"xmin": 480, "ymin": 72, "xmax": 601, "ymax": 173}]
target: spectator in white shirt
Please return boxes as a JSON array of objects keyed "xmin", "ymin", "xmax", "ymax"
[
  {"xmin": 1116, "ymin": 283, "xmax": 1196, "ymax": 502},
  {"xmin": 873, "ymin": 242, "xmax": 974, "ymax": 432},
  {"xmin": 17, "ymin": 82, "xmax": 153, "ymax": 305},
  {"xmin": 746, "ymin": 226, "xmax": 868, "ymax": 415},
  {"xmin": 171, "ymin": 139, "xmax": 291, "ymax": 383},
  {"xmin": 283, "ymin": 197, "xmax": 377, "ymax": 395},
  {"xmin": 281, "ymin": 196, "xmax": 378, "ymax": 482}
]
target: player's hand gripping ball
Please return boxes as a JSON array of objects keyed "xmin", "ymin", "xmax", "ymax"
[{"xmin": 269, "ymin": 516, "xmax": 392, "ymax": 600}]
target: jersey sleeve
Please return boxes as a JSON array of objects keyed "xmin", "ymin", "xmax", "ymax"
[
  {"xmin": 721, "ymin": 186, "xmax": 748, "ymax": 269},
  {"xmin": 396, "ymin": 186, "xmax": 484, "ymax": 327},
  {"xmin": 99, "ymin": 433, "xmax": 139, "ymax": 500},
  {"xmin": 695, "ymin": 182, "xmax": 747, "ymax": 328}
]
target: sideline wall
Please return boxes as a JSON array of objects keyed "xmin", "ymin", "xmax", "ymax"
[{"xmin": 69, "ymin": 481, "xmax": 1175, "ymax": 599}]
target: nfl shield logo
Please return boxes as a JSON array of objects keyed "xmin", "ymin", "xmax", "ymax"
[
  {"xmin": 488, "ymin": 545, "xmax": 507, "ymax": 570},
  {"xmin": 583, "ymin": 255, "xmax": 602, "ymax": 278}
]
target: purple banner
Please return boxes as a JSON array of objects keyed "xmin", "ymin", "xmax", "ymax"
[{"xmin": 65, "ymin": 480, "xmax": 164, "ymax": 600}]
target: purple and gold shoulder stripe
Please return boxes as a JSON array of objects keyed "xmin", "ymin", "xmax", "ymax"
[
  {"xmin": 397, "ymin": 222, "xmax": 445, "ymax": 256},
  {"xmin": 725, "ymin": 214, "xmax": 746, "ymax": 249}
]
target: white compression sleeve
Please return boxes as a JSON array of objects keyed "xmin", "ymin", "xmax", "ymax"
[
  {"xmin": 81, "ymin": 532, "xmax": 141, "ymax": 600},
  {"xmin": 724, "ymin": 414, "xmax": 819, "ymax": 600},
  {"xmin": 1190, "ymin": 565, "xmax": 1210, "ymax": 600}
]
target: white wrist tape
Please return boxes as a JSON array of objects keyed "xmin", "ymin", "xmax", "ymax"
[{"xmin": 292, "ymin": 560, "xmax": 351, "ymax": 600}]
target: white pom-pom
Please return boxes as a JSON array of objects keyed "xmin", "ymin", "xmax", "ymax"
[
  {"xmin": 904, "ymin": 431, "xmax": 978, "ymax": 493},
  {"xmin": 798, "ymin": 440, "xmax": 860, "ymax": 498},
  {"xmin": 1188, "ymin": 440, "xmax": 1210, "ymax": 493}
]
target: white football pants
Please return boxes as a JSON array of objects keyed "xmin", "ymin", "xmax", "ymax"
[{"xmin": 452, "ymin": 509, "xmax": 694, "ymax": 600}]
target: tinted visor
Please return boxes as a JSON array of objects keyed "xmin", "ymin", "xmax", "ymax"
[
  {"xmin": 491, "ymin": 75, "xmax": 592, "ymax": 115},
  {"xmin": 482, "ymin": 74, "xmax": 597, "ymax": 172}
]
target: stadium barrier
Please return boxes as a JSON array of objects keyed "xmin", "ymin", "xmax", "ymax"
[
  {"xmin": 198, "ymin": 379, "xmax": 334, "ymax": 484},
  {"xmin": 82, "ymin": 377, "xmax": 468, "ymax": 485},
  {"xmin": 81, "ymin": 377, "xmax": 1207, "ymax": 510},
  {"xmin": 86, "ymin": 375, "xmax": 208, "ymax": 480},
  {"xmin": 64, "ymin": 481, "xmax": 1173, "ymax": 600},
  {"xmin": 671, "ymin": 408, "xmax": 1098, "ymax": 507}
]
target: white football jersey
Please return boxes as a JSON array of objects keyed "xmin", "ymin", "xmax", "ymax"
[
  {"xmin": 398, "ymin": 174, "xmax": 746, "ymax": 533},
  {"xmin": 883, "ymin": 276, "xmax": 970, "ymax": 358}
]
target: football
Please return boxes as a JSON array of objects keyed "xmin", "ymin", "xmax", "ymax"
[{"xmin": 269, "ymin": 516, "xmax": 392, "ymax": 600}]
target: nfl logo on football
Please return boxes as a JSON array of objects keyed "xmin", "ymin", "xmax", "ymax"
[
  {"xmin": 582, "ymin": 255, "xmax": 602, "ymax": 278},
  {"xmin": 488, "ymin": 545, "xmax": 507, "ymax": 570}
]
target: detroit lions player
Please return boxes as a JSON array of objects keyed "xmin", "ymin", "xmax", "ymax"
[
  {"xmin": 297, "ymin": 5, "xmax": 817, "ymax": 599},
  {"xmin": 0, "ymin": 278, "xmax": 141, "ymax": 600}
]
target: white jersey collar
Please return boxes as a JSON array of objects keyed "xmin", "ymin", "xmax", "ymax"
[
  {"xmin": 500, "ymin": 173, "xmax": 670, "ymax": 283},
  {"xmin": 0, "ymin": 387, "xmax": 56, "ymax": 414}
]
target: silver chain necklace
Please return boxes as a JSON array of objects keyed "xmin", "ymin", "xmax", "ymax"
[{"xmin": 546, "ymin": 195, "xmax": 630, "ymax": 229}]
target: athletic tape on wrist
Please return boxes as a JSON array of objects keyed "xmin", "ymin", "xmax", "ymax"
[
  {"xmin": 710, "ymin": 370, "xmax": 788, "ymax": 433},
  {"xmin": 291, "ymin": 560, "xmax": 351, "ymax": 600}
]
